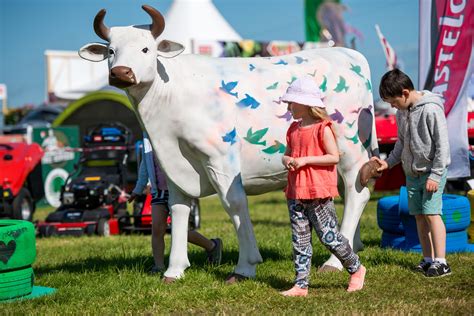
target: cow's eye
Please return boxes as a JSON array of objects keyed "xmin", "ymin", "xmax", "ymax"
[
  {"xmin": 108, "ymin": 48, "xmax": 115, "ymax": 55},
  {"xmin": 142, "ymin": 47, "xmax": 149, "ymax": 53}
]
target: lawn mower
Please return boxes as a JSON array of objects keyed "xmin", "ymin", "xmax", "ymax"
[{"xmin": 37, "ymin": 123, "xmax": 133, "ymax": 237}]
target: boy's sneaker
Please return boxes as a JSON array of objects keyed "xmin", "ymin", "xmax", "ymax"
[
  {"xmin": 207, "ymin": 238, "xmax": 223, "ymax": 266},
  {"xmin": 426, "ymin": 261, "xmax": 451, "ymax": 278},
  {"xmin": 415, "ymin": 259, "xmax": 431, "ymax": 274}
]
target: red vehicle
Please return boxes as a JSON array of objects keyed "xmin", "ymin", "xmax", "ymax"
[{"xmin": 0, "ymin": 135, "xmax": 44, "ymax": 221}]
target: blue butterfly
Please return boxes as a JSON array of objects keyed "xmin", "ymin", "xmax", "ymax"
[
  {"xmin": 222, "ymin": 127, "xmax": 237, "ymax": 145},
  {"xmin": 273, "ymin": 59, "xmax": 288, "ymax": 65},
  {"xmin": 236, "ymin": 94, "xmax": 260, "ymax": 109},
  {"xmin": 220, "ymin": 80, "xmax": 239, "ymax": 98},
  {"xmin": 295, "ymin": 56, "xmax": 308, "ymax": 64}
]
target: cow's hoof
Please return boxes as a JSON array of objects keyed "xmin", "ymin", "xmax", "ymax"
[
  {"xmin": 162, "ymin": 276, "xmax": 177, "ymax": 284},
  {"xmin": 225, "ymin": 273, "xmax": 248, "ymax": 285},
  {"xmin": 318, "ymin": 265, "xmax": 342, "ymax": 273}
]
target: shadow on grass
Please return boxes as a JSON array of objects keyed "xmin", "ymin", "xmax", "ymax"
[
  {"xmin": 252, "ymin": 219, "xmax": 289, "ymax": 228},
  {"xmin": 34, "ymin": 245, "xmax": 290, "ymax": 279},
  {"xmin": 253, "ymin": 197, "xmax": 286, "ymax": 205},
  {"xmin": 208, "ymin": 245, "xmax": 342, "ymax": 289},
  {"xmin": 34, "ymin": 254, "xmax": 154, "ymax": 276},
  {"xmin": 360, "ymin": 236, "xmax": 382, "ymax": 248}
]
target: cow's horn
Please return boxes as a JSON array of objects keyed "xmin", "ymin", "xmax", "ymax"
[
  {"xmin": 93, "ymin": 9, "xmax": 110, "ymax": 41},
  {"xmin": 142, "ymin": 5, "xmax": 165, "ymax": 39}
]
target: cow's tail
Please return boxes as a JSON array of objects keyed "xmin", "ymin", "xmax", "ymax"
[
  {"xmin": 357, "ymin": 49, "xmax": 380, "ymax": 159},
  {"xmin": 369, "ymin": 113, "xmax": 380, "ymax": 158}
]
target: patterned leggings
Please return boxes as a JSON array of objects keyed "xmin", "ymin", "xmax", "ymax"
[{"xmin": 287, "ymin": 198, "xmax": 361, "ymax": 288}]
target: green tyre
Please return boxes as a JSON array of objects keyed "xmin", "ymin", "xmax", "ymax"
[
  {"xmin": 0, "ymin": 267, "xmax": 34, "ymax": 300},
  {"xmin": 0, "ymin": 220, "xmax": 36, "ymax": 271}
]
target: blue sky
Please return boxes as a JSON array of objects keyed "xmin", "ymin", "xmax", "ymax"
[{"xmin": 0, "ymin": 0, "xmax": 418, "ymax": 107}]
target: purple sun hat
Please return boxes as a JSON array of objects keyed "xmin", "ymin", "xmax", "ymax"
[{"xmin": 281, "ymin": 75, "xmax": 325, "ymax": 108}]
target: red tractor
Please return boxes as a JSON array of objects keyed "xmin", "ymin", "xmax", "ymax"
[{"xmin": 0, "ymin": 136, "xmax": 44, "ymax": 221}]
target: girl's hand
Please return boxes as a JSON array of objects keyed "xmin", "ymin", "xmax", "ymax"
[
  {"xmin": 282, "ymin": 156, "xmax": 294, "ymax": 171},
  {"xmin": 426, "ymin": 179, "xmax": 439, "ymax": 192},
  {"xmin": 290, "ymin": 157, "xmax": 306, "ymax": 170}
]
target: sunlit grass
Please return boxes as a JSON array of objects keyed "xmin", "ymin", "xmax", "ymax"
[{"xmin": 3, "ymin": 191, "xmax": 473, "ymax": 314}]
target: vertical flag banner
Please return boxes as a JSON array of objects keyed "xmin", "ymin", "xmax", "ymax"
[
  {"xmin": 305, "ymin": 0, "xmax": 344, "ymax": 46},
  {"xmin": 419, "ymin": 0, "xmax": 474, "ymax": 178},
  {"xmin": 375, "ymin": 24, "xmax": 398, "ymax": 70},
  {"xmin": 305, "ymin": 0, "xmax": 324, "ymax": 42}
]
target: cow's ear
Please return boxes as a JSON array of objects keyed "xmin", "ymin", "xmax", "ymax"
[
  {"xmin": 78, "ymin": 43, "xmax": 108, "ymax": 62},
  {"xmin": 157, "ymin": 40, "xmax": 185, "ymax": 58}
]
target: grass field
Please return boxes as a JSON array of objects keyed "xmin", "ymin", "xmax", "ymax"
[{"xmin": 3, "ymin": 191, "xmax": 474, "ymax": 314}]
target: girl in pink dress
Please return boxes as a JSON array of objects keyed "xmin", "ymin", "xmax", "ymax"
[{"xmin": 280, "ymin": 76, "xmax": 366, "ymax": 297}]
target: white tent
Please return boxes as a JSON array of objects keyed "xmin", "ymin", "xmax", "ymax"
[
  {"xmin": 45, "ymin": 50, "xmax": 109, "ymax": 102},
  {"xmin": 160, "ymin": 0, "xmax": 241, "ymax": 53}
]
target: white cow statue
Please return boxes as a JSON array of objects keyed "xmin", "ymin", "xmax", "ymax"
[{"xmin": 79, "ymin": 5, "xmax": 378, "ymax": 281}]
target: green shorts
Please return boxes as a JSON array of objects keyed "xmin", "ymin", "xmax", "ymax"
[{"xmin": 406, "ymin": 170, "xmax": 447, "ymax": 216}]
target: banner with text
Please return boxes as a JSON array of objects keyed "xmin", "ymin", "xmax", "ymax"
[{"xmin": 419, "ymin": 0, "xmax": 474, "ymax": 178}]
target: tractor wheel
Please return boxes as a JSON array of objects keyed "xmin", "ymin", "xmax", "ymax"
[
  {"xmin": 97, "ymin": 218, "xmax": 110, "ymax": 237},
  {"xmin": 12, "ymin": 188, "xmax": 34, "ymax": 221}
]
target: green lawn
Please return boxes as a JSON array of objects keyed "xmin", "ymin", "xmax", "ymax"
[{"xmin": 3, "ymin": 191, "xmax": 473, "ymax": 314}]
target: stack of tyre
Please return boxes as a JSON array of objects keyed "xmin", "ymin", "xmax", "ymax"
[
  {"xmin": 468, "ymin": 190, "xmax": 474, "ymax": 243},
  {"xmin": 0, "ymin": 220, "xmax": 36, "ymax": 301},
  {"xmin": 377, "ymin": 187, "xmax": 474, "ymax": 252}
]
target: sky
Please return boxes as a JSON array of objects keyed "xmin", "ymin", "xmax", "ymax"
[{"xmin": 0, "ymin": 0, "xmax": 419, "ymax": 107}]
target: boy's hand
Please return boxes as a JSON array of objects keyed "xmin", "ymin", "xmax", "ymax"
[
  {"xmin": 370, "ymin": 157, "xmax": 388, "ymax": 172},
  {"xmin": 426, "ymin": 179, "xmax": 439, "ymax": 192},
  {"xmin": 128, "ymin": 192, "xmax": 137, "ymax": 202}
]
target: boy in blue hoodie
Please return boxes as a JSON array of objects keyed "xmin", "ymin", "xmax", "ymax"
[{"xmin": 371, "ymin": 69, "xmax": 451, "ymax": 277}]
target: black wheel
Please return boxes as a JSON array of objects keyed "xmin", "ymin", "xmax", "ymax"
[
  {"xmin": 132, "ymin": 196, "xmax": 146, "ymax": 227},
  {"xmin": 189, "ymin": 198, "xmax": 201, "ymax": 230},
  {"xmin": 12, "ymin": 188, "xmax": 34, "ymax": 221},
  {"xmin": 85, "ymin": 224, "xmax": 96, "ymax": 236},
  {"xmin": 97, "ymin": 218, "xmax": 110, "ymax": 237},
  {"xmin": 116, "ymin": 208, "xmax": 130, "ymax": 232},
  {"xmin": 38, "ymin": 225, "xmax": 57, "ymax": 238}
]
